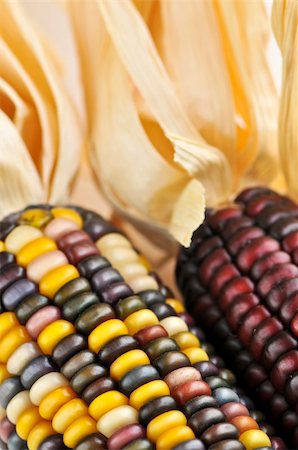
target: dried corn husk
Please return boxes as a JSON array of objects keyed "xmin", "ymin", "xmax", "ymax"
[
  {"xmin": 1, "ymin": 0, "xmax": 291, "ymax": 250},
  {"xmin": 138, "ymin": 0, "xmax": 279, "ymax": 186},
  {"xmin": 0, "ymin": 0, "xmax": 83, "ymax": 217},
  {"xmin": 272, "ymin": 0, "xmax": 298, "ymax": 202},
  {"xmin": 67, "ymin": 0, "xmax": 278, "ymax": 248},
  {"xmin": 68, "ymin": 0, "xmax": 230, "ymax": 247}
]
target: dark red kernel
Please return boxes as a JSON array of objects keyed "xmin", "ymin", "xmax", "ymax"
[
  {"xmin": 270, "ymin": 350, "xmax": 298, "ymax": 391},
  {"xmin": 237, "ymin": 236, "xmax": 280, "ymax": 273},
  {"xmin": 219, "ymin": 277, "xmax": 254, "ymax": 310},
  {"xmin": 282, "ymin": 230, "xmax": 298, "ymax": 253},
  {"xmin": 244, "ymin": 193, "xmax": 283, "ymax": 217},
  {"xmin": 194, "ymin": 236, "xmax": 223, "ymax": 263},
  {"xmin": 226, "ymin": 293, "xmax": 259, "ymax": 333},
  {"xmin": 251, "ymin": 251, "xmax": 291, "ymax": 281},
  {"xmin": 57, "ymin": 230, "xmax": 92, "ymax": 252},
  {"xmin": 210, "ymin": 264, "xmax": 240, "ymax": 297},
  {"xmin": 221, "ymin": 217, "xmax": 253, "ymax": 241},
  {"xmin": 257, "ymin": 263, "xmax": 298, "ymax": 298},
  {"xmin": 64, "ymin": 241, "xmax": 99, "ymax": 265},
  {"xmin": 250, "ymin": 317, "xmax": 283, "ymax": 360},
  {"xmin": 238, "ymin": 305, "xmax": 271, "ymax": 347},
  {"xmin": 262, "ymin": 331, "xmax": 297, "ymax": 369},
  {"xmin": 209, "ymin": 208, "xmax": 242, "ymax": 231},
  {"xmin": 279, "ymin": 293, "xmax": 298, "ymax": 326},
  {"xmin": 227, "ymin": 226, "xmax": 264, "ymax": 256},
  {"xmin": 266, "ymin": 278, "xmax": 298, "ymax": 314},
  {"xmin": 199, "ymin": 248, "xmax": 231, "ymax": 285}
]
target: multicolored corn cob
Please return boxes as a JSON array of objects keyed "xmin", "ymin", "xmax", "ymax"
[
  {"xmin": 0, "ymin": 202, "xmax": 286, "ymax": 450},
  {"xmin": 177, "ymin": 187, "xmax": 298, "ymax": 448}
]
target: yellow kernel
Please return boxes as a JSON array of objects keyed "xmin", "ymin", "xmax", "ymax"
[
  {"xmin": 0, "ymin": 325, "xmax": 30, "ymax": 363},
  {"xmin": 239, "ymin": 430, "xmax": 271, "ymax": 450},
  {"xmin": 39, "ymin": 386, "xmax": 76, "ymax": 420},
  {"xmin": 38, "ymin": 320, "xmax": 75, "ymax": 355},
  {"xmin": 147, "ymin": 410, "xmax": 187, "ymax": 442},
  {"xmin": 110, "ymin": 350, "xmax": 150, "ymax": 381},
  {"xmin": 63, "ymin": 416, "xmax": 97, "ymax": 448},
  {"xmin": 156, "ymin": 425, "xmax": 195, "ymax": 450},
  {"xmin": 124, "ymin": 309, "xmax": 159, "ymax": 335},
  {"xmin": 138, "ymin": 254, "xmax": 152, "ymax": 271},
  {"xmin": 88, "ymin": 319, "xmax": 128, "ymax": 353},
  {"xmin": 166, "ymin": 299, "xmax": 185, "ymax": 313},
  {"xmin": 17, "ymin": 237, "xmax": 57, "ymax": 267},
  {"xmin": 129, "ymin": 380, "xmax": 170, "ymax": 410},
  {"xmin": 89, "ymin": 391, "xmax": 128, "ymax": 421},
  {"xmin": 0, "ymin": 312, "xmax": 18, "ymax": 340},
  {"xmin": 0, "ymin": 364, "xmax": 10, "ymax": 384},
  {"xmin": 52, "ymin": 399, "xmax": 88, "ymax": 434},
  {"xmin": 51, "ymin": 208, "xmax": 83, "ymax": 228},
  {"xmin": 19, "ymin": 209, "xmax": 52, "ymax": 228},
  {"xmin": 16, "ymin": 407, "xmax": 42, "ymax": 440},
  {"xmin": 183, "ymin": 347, "xmax": 209, "ymax": 364},
  {"xmin": 39, "ymin": 264, "xmax": 79, "ymax": 298},
  {"xmin": 172, "ymin": 331, "xmax": 200, "ymax": 350},
  {"xmin": 27, "ymin": 421, "xmax": 54, "ymax": 450}
]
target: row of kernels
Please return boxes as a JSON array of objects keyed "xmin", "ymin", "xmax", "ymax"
[
  {"xmin": 1, "ymin": 237, "xmax": 125, "ymax": 447},
  {"xmin": 0, "ymin": 253, "xmax": 104, "ymax": 450},
  {"xmin": 94, "ymin": 233, "xmax": 210, "ymax": 364},
  {"xmin": 0, "ymin": 323, "xmax": 97, "ymax": 449},
  {"xmin": 0, "ymin": 315, "xmax": 103, "ymax": 450},
  {"xmin": 38, "ymin": 209, "xmax": 199, "ymax": 449},
  {"xmin": 3, "ymin": 239, "xmax": 155, "ymax": 449},
  {"xmin": 56, "ymin": 223, "xmax": 231, "ymax": 448},
  {"xmin": 0, "ymin": 323, "xmax": 65, "ymax": 450},
  {"xmin": 0, "ymin": 216, "xmax": 240, "ymax": 438},
  {"xmin": 0, "ymin": 414, "xmax": 64, "ymax": 450},
  {"xmin": 51, "ymin": 213, "xmax": 242, "ymax": 448},
  {"xmin": 92, "ymin": 225, "xmax": 272, "ymax": 449},
  {"xmin": 96, "ymin": 233, "xmax": 159, "ymax": 293},
  {"xmin": 0, "ymin": 210, "xmax": 193, "ymax": 450},
  {"xmin": 44, "ymin": 211, "xmax": 201, "ymax": 449},
  {"xmin": 177, "ymin": 211, "xmax": 293, "ymax": 447},
  {"xmin": 62, "ymin": 227, "xmax": 203, "ymax": 366},
  {"xmin": 6, "ymin": 214, "xmax": 153, "ymax": 449},
  {"xmin": 41, "ymin": 318, "xmax": 144, "ymax": 439},
  {"xmin": 170, "ymin": 294, "xmax": 280, "ymax": 449}
]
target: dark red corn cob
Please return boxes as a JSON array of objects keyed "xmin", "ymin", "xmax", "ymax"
[{"xmin": 177, "ymin": 187, "xmax": 298, "ymax": 448}]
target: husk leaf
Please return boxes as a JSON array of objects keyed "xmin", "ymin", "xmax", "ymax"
[
  {"xmin": 138, "ymin": 0, "xmax": 278, "ymax": 188},
  {"xmin": 67, "ymin": 0, "xmax": 231, "ymax": 247},
  {"xmin": 272, "ymin": 0, "xmax": 298, "ymax": 201},
  {"xmin": 1, "ymin": 0, "xmax": 289, "ymax": 252},
  {"xmin": 0, "ymin": 0, "xmax": 83, "ymax": 217},
  {"xmin": 67, "ymin": 0, "xmax": 281, "ymax": 248}
]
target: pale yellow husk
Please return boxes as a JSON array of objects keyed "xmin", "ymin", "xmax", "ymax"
[
  {"xmin": 0, "ymin": 0, "xmax": 83, "ymax": 217},
  {"xmin": 1, "ymin": 0, "xmax": 296, "ymax": 249},
  {"xmin": 272, "ymin": 0, "xmax": 298, "ymax": 202},
  {"xmin": 136, "ymin": 0, "xmax": 279, "ymax": 186},
  {"xmin": 67, "ymin": 0, "xmax": 224, "ymax": 247},
  {"xmin": 67, "ymin": 0, "xmax": 279, "ymax": 247}
]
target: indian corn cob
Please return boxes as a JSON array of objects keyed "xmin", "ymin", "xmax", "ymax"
[
  {"xmin": 177, "ymin": 186, "xmax": 298, "ymax": 448},
  {"xmin": 0, "ymin": 204, "xmax": 284, "ymax": 450}
]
